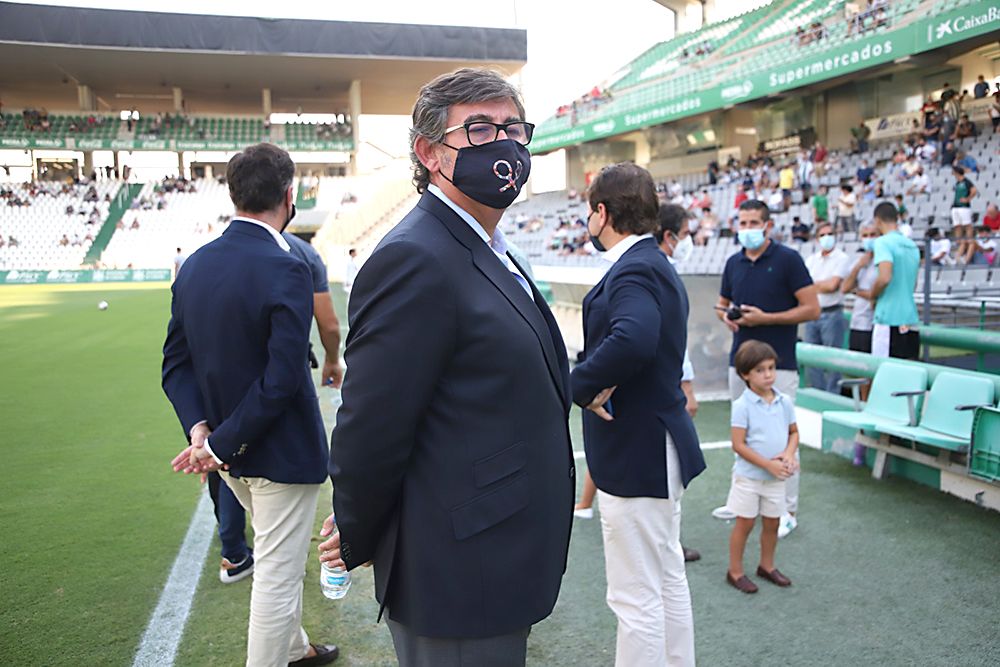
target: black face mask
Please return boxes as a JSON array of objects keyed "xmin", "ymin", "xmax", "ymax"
[
  {"xmin": 588, "ymin": 209, "xmax": 607, "ymax": 253},
  {"xmin": 440, "ymin": 139, "xmax": 531, "ymax": 209},
  {"xmin": 280, "ymin": 203, "xmax": 296, "ymax": 233}
]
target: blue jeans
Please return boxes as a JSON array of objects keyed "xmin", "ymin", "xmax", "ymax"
[
  {"xmin": 804, "ymin": 308, "xmax": 846, "ymax": 393},
  {"xmin": 207, "ymin": 471, "xmax": 250, "ymax": 562}
]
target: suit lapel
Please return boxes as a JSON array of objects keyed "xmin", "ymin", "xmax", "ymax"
[{"xmin": 419, "ymin": 193, "xmax": 568, "ymax": 405}]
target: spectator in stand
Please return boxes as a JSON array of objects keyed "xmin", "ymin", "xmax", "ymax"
[
  {"xmin": 870, "ymin": 202, "xmax": 920, "ymax": 360},
  {"xmin": 940, "ymin": 82, "xmax": 958, "ymax": 117},
  {"xmin": 940, "ymin": 140, "xmax": 957, "ymax": 168},
  {"xmin": 803, "ymin": 222, "xmax": 850, "ymax": 393},
  {"xmin": 974, "ymin": 75, "xmax": 990, "ymax": 99},
  {"xmin": 811, "ymin": 185, "xmax": 829, "ymax": 224},
  {"xmin": 850, "ymin": 120, "xmax": 871, "ymax": 154},
  {"xmin": 797, "ymin": 151, "xmax": 814, "ymax": 199},
  {"xmin": 956, "ymin": 150, "xmax": 979, "ymax": 175},
  {"xmin": 939, "ymin": 110, "xmax": 957, "ymax": 143},
  {"xmin": 779, "ymin": 162, "xmax": 795, "ymax": 210},
  {"xmin": 856, "ymin": 159, "xmax": 874, "ymax": 186},
  {"xmin": 964, "ymin": 225, "xmax": 997, "ymax": 266},
  {"xmin": 791, "ymin": 216, "xmax": 810, "ymax": 244},
  {"xmin": 990, "ymin": 92, "xmax": 1000, "ymax": 133},
  {"xmin": 836, "ymin": 184, "xmax": 857, "ymax": 233},
  {"xmin": 906, "ymin": 166, "xmax": 931, "ymax": 196},
  {"xmin": 894, "ymin": 195, "xmax": 909, "ymax": 225},
  {"xmin": 923, "ymin": 112, "xmax": 942, "ymax": 145},
  {"xmin": 951, "ymin": 166, "xmax": 978, "ymax": 261},
  {"xmin": 954, "ymin": 114, "xmax": 978, "ymax": 140},
  {"xmin": 916, "ymin": 137, "xmax": 937, "ymax": 162},
  {"xmin": 984, "ymin": 203, "xmax": 1000, "ymax": 232},
  {"xmin": 811, "ymin": 141, "xmax": 828, "ymax": 169},
  {"xmin": 926, "ymin": 228, "xmax": 952, "ymax": 266}
]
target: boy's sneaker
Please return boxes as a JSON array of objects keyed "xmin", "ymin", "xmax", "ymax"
[
  {"xmin": 777, "ymin": 514, "xmax": 798, "ymax": 539},
  {"xmin": 711, "ymin": 505, "xmax": 736, "ymax": 520},
  {"xmin": 573, "ymin": 507, "xmax": 594, "ymax": 519},
  {"xmin": 220, "ymin": 552, "xmax": 254, "ymax": 584}
]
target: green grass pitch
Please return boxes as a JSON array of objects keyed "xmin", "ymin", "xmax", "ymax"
[{"xmin": 1, "ymin": 283, "xmax": 998, "ymax": 666}]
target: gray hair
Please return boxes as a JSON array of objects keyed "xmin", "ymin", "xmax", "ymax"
[{"xmin": 409, "ymin": 68, "xmax": 525, "ymax": 194}]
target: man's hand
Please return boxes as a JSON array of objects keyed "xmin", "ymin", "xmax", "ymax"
[
  {"xmin": 322, "ymin": 357, "xmax": 344, "ymax": 389},
  {"xmin": 585, "ymin": 386, "xmax": 617, "ymax": 422},
  {"xmin": 856, "ymin": 252, "xmax": 872, "ymax": 268},
  {"xmin": 190, "ymin": 421, "xmax": 210, "ymax": 449},
  {"xmin": 737, "ymin": 305, "xmax": 770, "ymax": 327},
  {"xmin": 171, "ymin": 444, "xmax": 223, "ymax": 474},
  {"xmin": 682, "ymin": 382, "xmax": 699, "ymax": 418},
  {"xmin": 318, "ymin": 513, "xmax": 346, "ymax": 569},
  {"xmin": 722, "ymin": 316, "xmax": 740, "ymax": 333}
]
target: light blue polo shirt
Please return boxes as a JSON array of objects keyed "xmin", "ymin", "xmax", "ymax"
[
  {"xmin": 872, "ymin": 230, "xmax": 919, "ymax": 326},
  {"xmin": 731, "ymin": 387, "xmax": 796, "ymax": 481}
]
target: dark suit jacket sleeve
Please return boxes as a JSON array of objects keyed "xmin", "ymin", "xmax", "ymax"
[
  {"xmin": 162, "ymin": 282, "xmax": 207, "ymax": 437},
  {"xmin": 571, "ymin": 262, "xmax": 661, "ymax": 407},
  {"xmin": 207, "ymin": 259, "xmax": 314, "ymax": 461},
  {"xmin": 330, "ymin": 240, "xmax": 456, "ymax": 569}
]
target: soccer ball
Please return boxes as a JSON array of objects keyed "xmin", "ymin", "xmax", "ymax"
[{"xmin": 98, "ymin": 301, "xmax": 109, "ymax": 310}]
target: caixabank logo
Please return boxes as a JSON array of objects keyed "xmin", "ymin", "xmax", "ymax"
[{"xmin": 928, "ymin": 5, "xmax": 1000, "ymax": 44}]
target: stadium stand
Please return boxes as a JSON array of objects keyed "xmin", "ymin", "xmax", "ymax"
[
  {"xmin": 0, "ymin": 110, "xmax": 119, "ymax": 141},
  {"xmin": 0, "ymin": 180, "xmax": 122, "ymax": 270}
]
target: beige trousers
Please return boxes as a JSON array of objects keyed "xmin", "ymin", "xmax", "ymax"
[
  {"xmin": 222, "ymin": 472, "xmax": 321, "ymax": 667},
  {"xmin": 598, "ymin": 434, "xmax": 695, "ymax": 667}
]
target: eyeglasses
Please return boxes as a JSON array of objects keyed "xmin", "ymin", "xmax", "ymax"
[{"xmin": 443, "ymin": 121, "xmax": 535, "ymax": 147}]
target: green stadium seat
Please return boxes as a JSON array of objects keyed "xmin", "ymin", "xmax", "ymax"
[
  {"xmin": 877, "ymin": 372, "xmax": 996, "ymax": 453},
  {"xmin": 824, "ymin": 363, "xmax": 929, "ymax": 432},
  {"xmin": 969, "ymin": 407, "xmax": 1000, "ymax": 483}
]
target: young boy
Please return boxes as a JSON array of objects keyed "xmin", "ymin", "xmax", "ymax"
[{"xmin": 726, "ymin": 340, "xmax": 799, "ymax": 594}]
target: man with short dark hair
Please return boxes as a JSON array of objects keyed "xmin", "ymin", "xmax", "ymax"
[
  {"xmin": 715, "ymin": 199, "xmax": 819, "ymax": 538},
  {"xmin": 574, "ymin": 164, "xmax": 705, "ymax": 666},
  {"xmin": 804, "ymin": 222, "xmax": 850, "ymax": 392},
  {"xmin": 870, "ymin": 202, "xmax": 920, "ymax": 359},
  {"xmin": 162, "ymin": 142, "xmax": 339, "ymax": 666},
  {"xmin": 975, "ymin": 75, "xmax": 989, "ymax": 99},
  {"xmin": 951, "ymin": 166, "xmax": 978, "ymax": 260},
  {"xmin": 320, "ymin": 68, "xmax": 573, "ymax": 667}
]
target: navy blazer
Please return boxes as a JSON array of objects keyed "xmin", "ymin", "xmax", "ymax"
[
  {"xmin": 571, "ymin": 237, "xmax": 706, "ymax": 497},
  {"xmin": 330, "ymin": 192, "xmax": 575, "ymax": 639},
  {"xmin": 162, "ymin": 220, "xmax": 328, "ymax": 484}
]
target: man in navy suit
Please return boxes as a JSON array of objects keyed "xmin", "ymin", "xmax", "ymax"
[
  {"xmin": 571, "ymin": 163, "xmax": 706, "ymax": 667},
  {"xmin": 162, "ymin": 143, "xmax": 338, "ymax": 667},
  {"xmin": 318, "ymin": 68, "xmax": 575, "ymax": 666}
]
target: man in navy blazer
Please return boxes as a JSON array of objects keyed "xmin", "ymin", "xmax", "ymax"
[
  {"xmin": 318, "ymin": 69, "xmax": 575, "ymax": 666},
  {"xmin": 571, "ymin": 163, "xmax": 705, "ymax": 667},
  {"xmin": 162, "ymin": 143, "xmax": 338, "ymax": 667}
]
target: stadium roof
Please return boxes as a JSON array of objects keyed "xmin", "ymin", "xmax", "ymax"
[{"xmin": 0, "ymin": 2, "xmax": 527, "ymax": 114}]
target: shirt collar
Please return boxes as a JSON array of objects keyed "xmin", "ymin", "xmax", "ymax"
[
  {"xmin": 744, "ymin": 387, "xmax": 785, "ymax": 405},
  {"xmin": 232, "ymin": 216, "xmax": 290, "ymax": 252},
  {"xmin": 428, "ymin": 184, "xmax": 510, "ymax": 254},
  {"xmin": 601, "ymin": 233, "xmax": 653, "ymax": 265}
]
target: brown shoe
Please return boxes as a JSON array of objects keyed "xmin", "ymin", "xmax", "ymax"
[
  {"xmin": 682, "ymin": 545, "xmax": 701, "ymax": 562},
  {"xmin": 726, "ymin": 572, "xmax": 758, "ymax": 594},
  {"xmin": 756, "ymin": 566, "xmax": 792, "ymax": 587}
]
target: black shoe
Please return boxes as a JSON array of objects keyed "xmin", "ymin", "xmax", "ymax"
[
  {"xmin": 682, "ymin": 545, "xmax": 701, "ymax": 562},
  {"xmin": 289, "ymin": 643, "xmax": 339, "ymax": 666},
  {"xmin": 219, "ymin": 551, "xmax": 254, "ymax": 584}
]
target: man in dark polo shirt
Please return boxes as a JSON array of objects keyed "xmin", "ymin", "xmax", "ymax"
[{"xmin": 714, "ymin": 199, "xmax": 819, "ymax": 538}]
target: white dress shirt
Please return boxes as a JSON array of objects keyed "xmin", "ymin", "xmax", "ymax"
[{"xmin": 428, "ymin": 184, "xmax": 532, "ymax": 299}]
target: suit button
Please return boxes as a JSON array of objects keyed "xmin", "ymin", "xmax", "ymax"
[
  {"xmin": 342, "ymin": 543, "xmax": 352, "ymax": 560},
  {"xmin": 569, "ymin": 465, "xmax": 576, "ymax": 479},
  {"xmin": 237, "ymin": 444, "xmax": 248, "ymax": 455}
]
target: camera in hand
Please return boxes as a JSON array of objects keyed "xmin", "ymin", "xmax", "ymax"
[{"xmin": 715, "ymin": 304, "xmax": 744, "ymax": 321}]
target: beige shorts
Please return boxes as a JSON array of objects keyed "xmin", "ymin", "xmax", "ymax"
[{"xmin": 727, "ymin": 474, "xmax": 786, "ymax": 519}]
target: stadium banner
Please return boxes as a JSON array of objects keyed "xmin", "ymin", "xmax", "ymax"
[
  {"xmin": 0, "ymin": 268, "xmax": 172, "ymax": 285},
  {"xmin": 0, "ymin": 137, "xmax": 354, "ymax": 152},
  {"xmin": 533, "ymin": 2, "xmax": 1000, "ymax": 153},
  {"xmin": 865, "ymin": 95, "xmax": 997, "ymax": 140}
]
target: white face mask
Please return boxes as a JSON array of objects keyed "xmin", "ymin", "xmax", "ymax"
[{"xmin": 673, "ymin": 234, "xmax": 694, "ymax": 263}]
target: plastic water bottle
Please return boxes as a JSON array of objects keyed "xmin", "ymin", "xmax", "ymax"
[
  {"xmin": 320, "ymin": 561, "xmax": 351, "ymax": 600},
  {"xmin": 329, "ymin": 387, "xmax": 343, "ymax": 413}
]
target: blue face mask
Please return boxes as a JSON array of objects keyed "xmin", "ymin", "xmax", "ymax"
[
  {"xmin": 738, "ymin": 228, "xmax": 766, "ymax": 250},
  {"xmin": 862, "ymin": 238, "xmax": 875, "ymax": 252},
  {"xmin": 819, "ymin": 234, "xmax": 836, "ymax": 251}
]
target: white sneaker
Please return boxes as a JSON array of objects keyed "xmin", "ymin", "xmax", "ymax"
[
  {"xmin": 219, "ymin": 553, "xmax": 254, "ymax": 584},
  {"xmin": 712, "ymin": 505, "xmax": 737, "ymax": 520},
  {"xmin": 777, "ymin": 514, "xmax": 798, "ymax": 539},
  {"xmin": 573, "ymin": 507, "xmax": 594, "ymax": 519}
]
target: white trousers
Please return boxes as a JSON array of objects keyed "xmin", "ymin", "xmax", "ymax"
[
  {"xmin": 222, "ymin": 472, "xmax": 321, "ymax": 667},
  {"xmin": 598, "ymin": 434, "xmax": 695, "ymax": 667},
  {"xmin": 728, "ymin": 367, "xmax": 800, "ymax": 513}
]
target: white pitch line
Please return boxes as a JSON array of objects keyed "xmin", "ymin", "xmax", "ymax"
[{"xmin": 132, "ymin": 489, "xmax": 215, "ymax": 667}]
